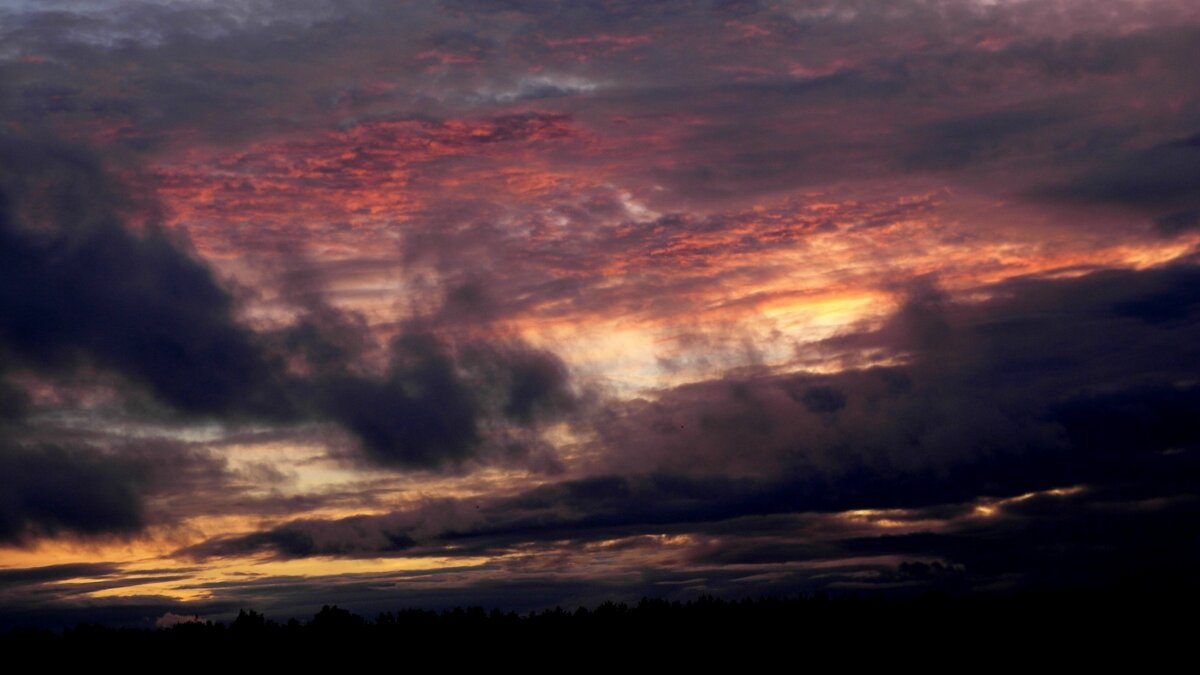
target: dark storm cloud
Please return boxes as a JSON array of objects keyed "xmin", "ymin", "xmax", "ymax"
[
  {"xmin": 292, "ymin": 328, "xmax": 575, "ymax": 471},
  {"xmin": 464, "ymin": 342, "xmax": 575, "ymax": 424},
  {"xmin": 317, "ymin": 335, "xmax": 482, "ymax": 468},
  {"xmin": 0, "ymin": 135, "xmax": 295, "ymax": 419},
  {"xmin": 271, "ymin": 268, "xmax": 576, "ymax": 469},
  {"xmin": 303, "ymin": 319, "xmax": 574, "ymax": 468},
  {"xmin": 0, "ymin": 133, "xmax": 576, "ymax": 482},
  {"xmin": 0, "ymin": 438, "xmax": 230, "ymax": 543},
  {"xmin": 0, "ymin": 443, "xmax": 149, "ymax": 541}
]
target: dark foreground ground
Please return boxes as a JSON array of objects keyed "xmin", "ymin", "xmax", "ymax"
[{"xmin": 2, "ymin": 589, "xmax": 1194, "ymax": 665}]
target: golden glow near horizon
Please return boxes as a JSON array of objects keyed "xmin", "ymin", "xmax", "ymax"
[
  {"xmin": 972, "ymin": 486, "xmax": 1087, "ymax": 519},
  {"xmin": 83, "ymin": 555, "xmax": 496, "ymax": 602}
]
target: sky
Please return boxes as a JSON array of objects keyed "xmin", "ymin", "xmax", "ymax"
[{"xmin": 1, "ymin": 0, "xmax": 1199, "ymax": 628}]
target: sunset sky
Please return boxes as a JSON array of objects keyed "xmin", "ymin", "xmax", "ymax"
[{"xmin": 2, "ymin": 0, "xmax": 1199, "ymax": 628}]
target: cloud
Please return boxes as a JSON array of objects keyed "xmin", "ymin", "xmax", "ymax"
[
  {"xmin": 315, "ymin": 334, "xmax": 483, "ymax": 468},
  {"xmin": 1038, "ymin": 131, "xmax": 1200, "ymax": 234},
  {"xmin": 0, "ymin": 133, "xmax": 578, "ymax": 479},
  {"xmin": 0, "ymin": 443, "xmax": 150, "ymax": 542},
  {"xmin": 304, "ymin": 322, "xmax": 575, "ymax": 469},
  {"xmin": 180, "ymin": 511, "xmax": 423, "ymax": 560},
  {"xmin": 178, "ymin": 260, "xmax": 1200, "ymax": 594},
  {"xmin": 600, "ymin": 262, "xmax": 1200, "ymax": 482},
  {"xmin": 844, "ymin": 486, "xmax": 1200, "ymax": 590},
  {"xmin": 155, "ymin": 611, "xmax": 204, "ymax": 628},
  {"xmin": 901, "ymin": 107, "xmax": 1071, "ymax": 171},
  {"xmin": 0, "ymin": 562, "xmax": 121, "ymax": 588},
  {"xmin": 0, "ymin": 135, "xmax": 296, "ymax": 419},
  {"xmin": 2, "ymin": 0, "xmax": 1200, "ymax": 610},
  {"xmin": 0, "ymin": 437, "xmax": 233, "ymax": 543}
]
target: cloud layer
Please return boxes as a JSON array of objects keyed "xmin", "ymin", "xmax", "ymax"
[{"xmin": 1, "ymin": 0, "xmax": 1198, "ymax": 624}]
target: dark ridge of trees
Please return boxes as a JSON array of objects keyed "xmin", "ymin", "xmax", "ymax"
[{"xmin": 1, "ymin": 590, "xmax": 1192, "ymax": 663}]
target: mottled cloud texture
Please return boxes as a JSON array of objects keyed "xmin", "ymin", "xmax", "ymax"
[{"xmin": 1, "ymin": 0, "xmax": 1199, "ymax": 627}]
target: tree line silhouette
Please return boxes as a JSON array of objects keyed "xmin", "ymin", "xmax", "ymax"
[{"xmin": 2, "ymin": 589, "xmax": 1191, "ymax": 663}]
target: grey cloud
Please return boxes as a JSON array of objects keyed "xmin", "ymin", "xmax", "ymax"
[
  {"xmin": 0, "ymin": 443, "xmax": 148, "ymax": 542},
  {"xmin": 1038, "ymin": 131, "xmax": 1200, "ymax": 233},
  {"xmin": 0, "ymin": 439, "xmax": 228, "ymax": 543},
  {"xmin": 0, "ymin": 562, "xmax": 121, "ymax": 587}
]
